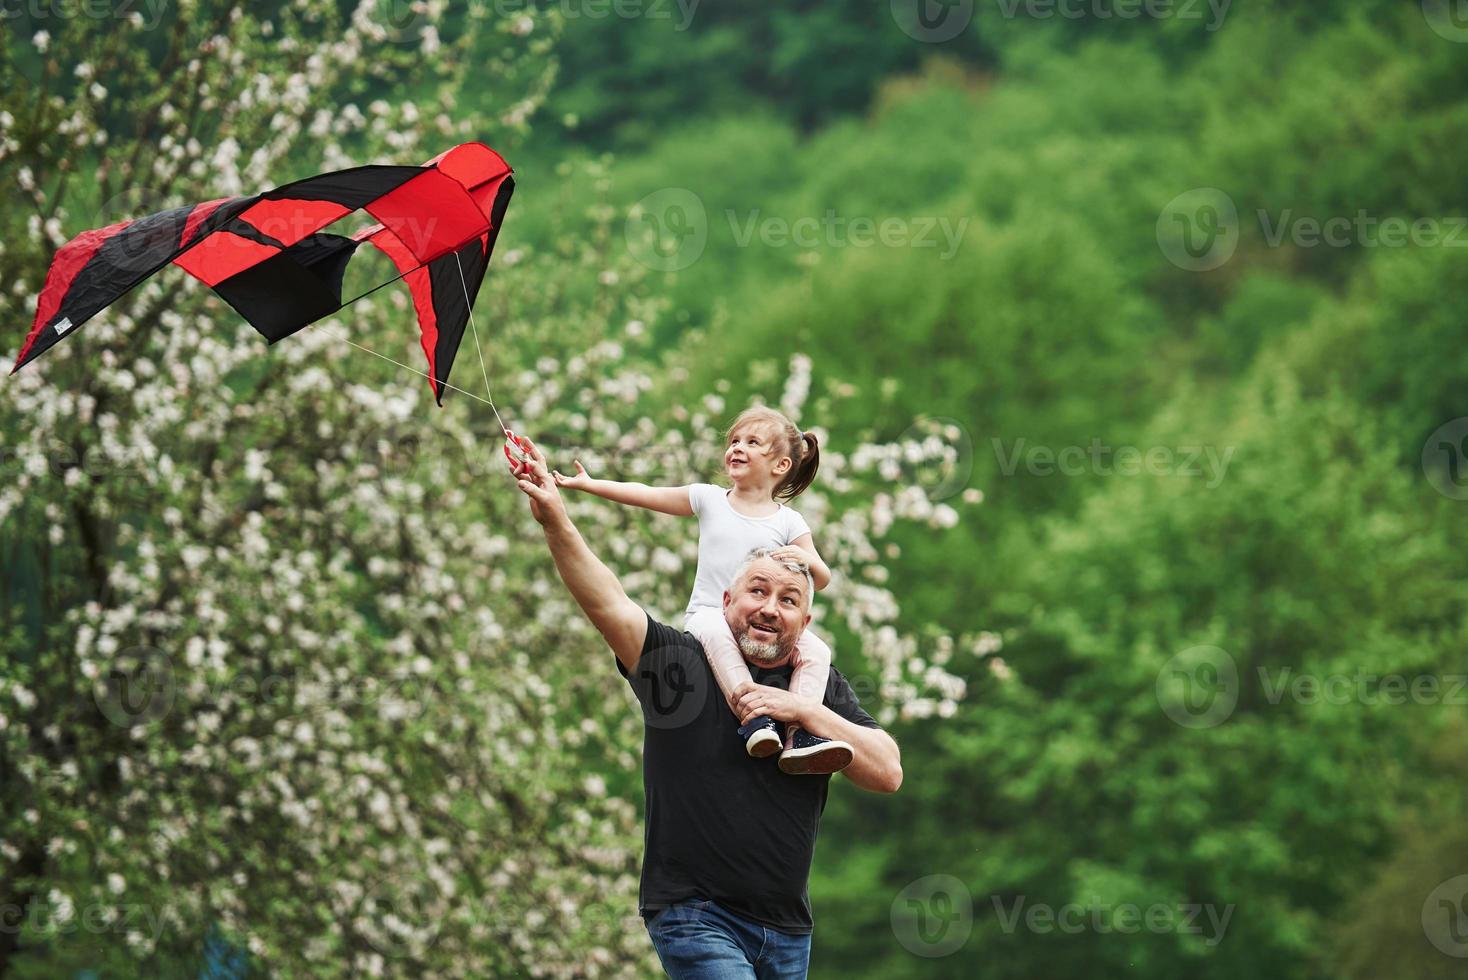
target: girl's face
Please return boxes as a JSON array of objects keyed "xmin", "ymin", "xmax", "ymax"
[{"xmin": 725, "ymin": 423, "xmax": 791, "ymax": 491}]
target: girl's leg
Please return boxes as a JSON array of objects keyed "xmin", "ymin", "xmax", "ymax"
[
  {"xmin": 789, "ymin": 629, "xmax": 833, "ymax": 705},
  {"xmin": 684, "ymin": 607, "xmax": 755, "ymax": 712},
  {"xmin": 685, "ymin": 607, "xmax": 781, "ymax": 758},
  {"xmin": 779, "ymin": 629, "xmax": 852, "ymax": 775}
]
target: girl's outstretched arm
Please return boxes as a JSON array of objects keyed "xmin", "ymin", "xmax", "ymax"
[
  {"xmin": 778, "ymin": 533, "xmax": 832, "ymax": 591},
  {"xmin": 552, "ymin": 460, "xmax": 694, "ymax": 517}
]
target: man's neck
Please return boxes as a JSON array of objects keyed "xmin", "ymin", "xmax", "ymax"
[{"xmin": 745, "ymin": 652, "xmax": 795, "ymax": 672}]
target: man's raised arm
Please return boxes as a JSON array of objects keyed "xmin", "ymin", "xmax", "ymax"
[{"xmin": 512, "ymin": 438, "xmax": 648, "ymax": 671}]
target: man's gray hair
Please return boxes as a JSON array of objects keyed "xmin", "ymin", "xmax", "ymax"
[{"xmin": 732, "ymin": 547, "xmax": 813, "ymax": 609}]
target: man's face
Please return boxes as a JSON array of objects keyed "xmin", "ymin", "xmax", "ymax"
[{"xmin": 723, "ymin": 558, "xmax": 812, "ymax": 667}]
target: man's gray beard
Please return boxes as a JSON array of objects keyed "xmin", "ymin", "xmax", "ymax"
[{"xmin": 736, "ymin": 628, "xmax": 787, "ymax": 666}]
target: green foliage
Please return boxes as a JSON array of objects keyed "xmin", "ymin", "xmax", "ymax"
[{"xmin": 525, "ymin": 0, "xmax": 982, "ymax": 148}]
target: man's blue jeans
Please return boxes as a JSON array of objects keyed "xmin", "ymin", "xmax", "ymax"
[{"xmin": 646, "ymin": 899, "xmax": 812, "ymax": 979}]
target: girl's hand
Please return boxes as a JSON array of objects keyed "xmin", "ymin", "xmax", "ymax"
[
  {"xmin": 552, "ymin": 460, "xmax": 594, "ymax": 492},
  {"xmin": 769, "ymin": 547, "xmax": 813, "ymax": 566}
]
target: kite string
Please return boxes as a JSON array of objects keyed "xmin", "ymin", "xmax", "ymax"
[
  {"xmin": 312, "ymin": 249, "xmax": 513, "ymax": 438},
  {"xmin": 311, "ymin": 324, "xmax": 499, "ymax": 408},
  {"xmin": 455, "ymin": 250, "xmax": 509, "ymax": 436}
]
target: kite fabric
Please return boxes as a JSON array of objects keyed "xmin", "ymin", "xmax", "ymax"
[{"xmin": 10, "ymin": 142, "xmax": 515, "ymax": 405}]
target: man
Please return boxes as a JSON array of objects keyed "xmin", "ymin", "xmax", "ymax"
[{"xmin": 511, "ymin": 437, "xmax": 902, "ymax": 978}]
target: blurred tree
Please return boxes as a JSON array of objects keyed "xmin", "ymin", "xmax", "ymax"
[{"xmin": 1, "ymin": 7, "xmax": 963, "ymax": 976}]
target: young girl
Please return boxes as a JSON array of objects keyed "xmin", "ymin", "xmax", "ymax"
[{"xmin": 552, "ymin": 405, "xmax": 852, "ymax": 775}]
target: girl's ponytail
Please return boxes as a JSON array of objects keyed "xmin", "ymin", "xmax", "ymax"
[{"xmin": 776, "ymin": 430, "xmax": 820, "ymax": 501}]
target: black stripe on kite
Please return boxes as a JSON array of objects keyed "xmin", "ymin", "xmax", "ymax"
[{"xmin": 260, "ymin": 165, "xmax": 425, "ymax": 209}]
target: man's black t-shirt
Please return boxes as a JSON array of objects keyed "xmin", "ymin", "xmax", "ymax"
[{"xmin": 616, "ymin": 612, "xmax": 881, "ymax": 935}]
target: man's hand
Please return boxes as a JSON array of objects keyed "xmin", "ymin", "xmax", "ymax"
[
  {"xmin": 733, "ymin": 682, "xmax": 808, "ymax": 726},
  {"xmin": 511, "ymin": 436, "xmax": 567, "ymax": 528}
]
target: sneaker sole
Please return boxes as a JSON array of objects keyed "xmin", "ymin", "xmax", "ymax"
[
  {"xmin": 746, "ymin": 729, "xmax": 783, "ymax": 758},
  {"xmin": 778, "ymin": 741, "xmax": 854, "ymax": 775}
]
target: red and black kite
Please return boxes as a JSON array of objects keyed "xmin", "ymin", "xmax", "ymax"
[{"xmin": 11, "ymin": 142, "xmax": 514, "ymax": 405}]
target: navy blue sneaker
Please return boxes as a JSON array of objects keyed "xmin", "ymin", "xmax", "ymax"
[
  {"xmin": 778, "ymin": 727, "xmax": 853, "ymax": 775},
  {"xmin": 738, "ymin": 715, "xmax": 782, "ymax": 758}
]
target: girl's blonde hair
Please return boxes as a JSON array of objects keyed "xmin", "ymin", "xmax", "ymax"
[{"xmin": 725, "ymin": 406, "xmax": 820, "ymax": 502}]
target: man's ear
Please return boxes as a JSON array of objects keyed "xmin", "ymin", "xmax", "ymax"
[{"xmin": 723, "ymin": 589, "xmax": 732, "ymax": 611}]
